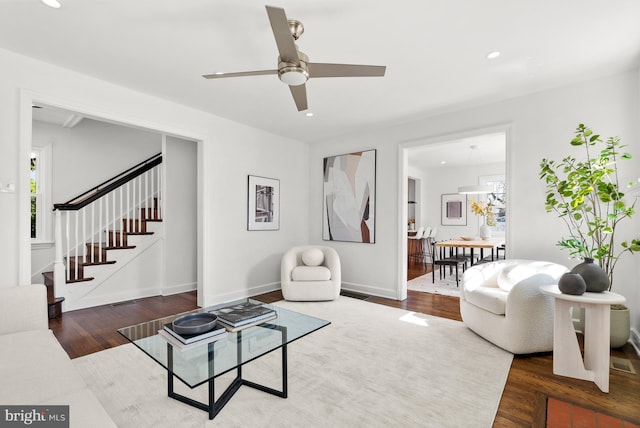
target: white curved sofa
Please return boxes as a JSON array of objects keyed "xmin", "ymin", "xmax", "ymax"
[
  {"xmin": 281, "ymin": 245, "xmax": 341, "ymax": 301},
  {"xmin": 0, "ymin": 284, "xmax": 116, "ymax": 427},
  {"xmin": 460, "ymin": 259, "xmax": 568, "ymax": 354}
]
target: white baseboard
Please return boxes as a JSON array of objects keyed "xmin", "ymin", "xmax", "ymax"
[
  {"xmin": 341, "ymin": 281, "xmax": 397, "ymax": 300},
  {"xmin": 63, "ymin": 287, "xmax": 163, "ymax": 312},
  {"xmin": 162, "ymin": 282, "xmax": 196, "ymax": 296},
  {"xmin": 201, "ymin": 282, "xmax": 281, "ymax": 307}
]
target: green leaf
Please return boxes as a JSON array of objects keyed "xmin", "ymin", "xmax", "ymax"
[{"xmin": 614, "ymin": 201, "xmax": 626, "ymax": 211}]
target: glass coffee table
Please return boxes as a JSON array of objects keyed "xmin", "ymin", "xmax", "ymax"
[{"xmin": 118, "ymin": 299, "xmax": 330, "ymax": 420}]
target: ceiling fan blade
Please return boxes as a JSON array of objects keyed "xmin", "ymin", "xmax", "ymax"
[
  {"xmin": 289, "ymin": 84, "xmax": 308, "ymax": 111},
  {"xmin": 265, "ymin": 6, "xmax": 299, "ymax": 65},
  {"xmin": 308, "ymin": 63, "xmax": 386, "ymax": 78},
  {"xmin": 203, "ymin": 70, "xmax": 277, "ymax": 79}
]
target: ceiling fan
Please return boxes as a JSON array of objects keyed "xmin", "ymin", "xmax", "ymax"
[{"xmin": 202, "ymin": 5, "xmax": 386, "ymax": 111}]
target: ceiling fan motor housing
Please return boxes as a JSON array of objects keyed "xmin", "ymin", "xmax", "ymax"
[{"xmin": 278, "ymin": 50, "xmax": 309, "ymax": 86}]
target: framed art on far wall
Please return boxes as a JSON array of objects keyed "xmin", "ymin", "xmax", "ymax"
[
  {"xmin": 323, "ymin": 149, "xmax": 376, "ymax": 243},
  {"xmin": 441, "ymin": 193, "xmax": 467, "ymax": 226},
  {"xmin": 248, "ymin": 175, "xmax": 279, "ymax": 231}
]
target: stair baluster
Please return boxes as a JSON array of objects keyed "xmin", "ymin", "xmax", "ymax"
[{"xmin": 50, "ymin": 154, "xmax": 163, "ymax": 304}]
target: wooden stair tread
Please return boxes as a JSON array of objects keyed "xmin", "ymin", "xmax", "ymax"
[
  {"xmin": 87, "ymin": 243, "xmax": 136, "ymax": 250},
  {"xmin": 66, "ymin": 277, "xmax": 94, "ymax": 284},
  {"xmin": 82, "ymin": 260, "xmax": 117, "ymax": 267},
  {"xmin": 67, "ymin": 256, "xmax": 115, "ymax": 265}
]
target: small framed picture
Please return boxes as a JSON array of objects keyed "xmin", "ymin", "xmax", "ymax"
[
  {"xmin": 248, "ymin": 175, "xmax": 279, "ymax": 231},
  {"xmin": 441, "ymin": 193, "xmax": 467, "ymax": 226}
]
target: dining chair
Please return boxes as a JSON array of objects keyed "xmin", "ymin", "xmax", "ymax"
[{"xmin": 428, "ymin": 240, "xmax": 468, "ymax": 286}]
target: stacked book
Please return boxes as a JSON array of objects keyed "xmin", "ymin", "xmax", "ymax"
[
  {"xmin": 158, "ymin": 320, "xmax": 227, "ymax": 352},
  {"xmin": 210, "ymin": 302, "xmax": 277, "ymax": 332}
]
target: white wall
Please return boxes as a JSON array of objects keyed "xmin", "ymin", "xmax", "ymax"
[
  {"xmin": 164, "ymin": 136, "xmax": 197, "ymax": 295},
  {"xmin": 421, "ymin": 162, "xmax": 505, "ymax": 240},
  {"xmin": 37, "ymin": 118, "xmax": 162, "ymax": 203},
  {"xmin": 309, "ymin": 70, "xmax": 640, "ymax": 336},
  {"xmin": 0, "ymin": 48, "xmax": 309, "ymax": 309}
]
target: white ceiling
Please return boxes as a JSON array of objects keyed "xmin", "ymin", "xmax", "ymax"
[
  {"xmin": 3, "ymin": 1, "xmax": 640, "ymax": 143},
  {"xmin": 408, "ymin": 132, "xmax": 506, "ymax": 170},
  {"xmin": 31, "ymin": 105, "xmax": 84, "ymax": 128}
]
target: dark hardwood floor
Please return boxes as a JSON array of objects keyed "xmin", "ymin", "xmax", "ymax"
[
  {"xmin": 50, "ymin": 267, "xmax": 640, "ymax": 427},
  {"xmin": 48, "ymin": 291, "xmax": 198, "ymax": 358}
]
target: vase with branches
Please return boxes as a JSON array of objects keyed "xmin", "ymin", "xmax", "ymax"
[
  {"xmin": 470, "ymin": 199, "xmax": 495, "ymax": 239},
  {"xmin": 470, "ymin": 199, "xmax": 496, "ymax": 225},
  {"xmin": 539, "ymin": 123, "xmax": 639, "ymax": 291}
]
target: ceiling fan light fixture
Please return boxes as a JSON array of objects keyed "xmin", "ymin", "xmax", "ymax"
[{"xmin": 278, "ymin": 66, "xmax": 308, "ymax": 86}]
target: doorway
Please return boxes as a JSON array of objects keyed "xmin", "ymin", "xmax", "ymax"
[
  {"xmin": 20, "ymin": 96, "xmax": 202, "ymax": 308},
  {"xmin": 398, "ymin": 126, "xmax": 510, "ymax": 299}
]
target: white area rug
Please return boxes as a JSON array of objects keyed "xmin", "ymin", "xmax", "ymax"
[
  {"xmin": 407, "ymin": 269, "xmax": 462, "ymax": 297},
  {"xmin": 73, "ymin": 297, "xmax": 512, "ymax": 427}
]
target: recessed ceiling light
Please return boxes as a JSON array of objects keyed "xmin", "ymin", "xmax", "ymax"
[
  {"xmin": 486, "ymin": 51, "xmax": 501, "ymax": 60},
  {"xmin": 305, "ymin": 112, "xmax": 314, "ymax": 117},
  {"xmin": 440, "ymin": 161, "xmax": 447, "ymax": 165},
  {"xmin": 40, "ymin": 0, "xmax": 61, "ymax": 8}
]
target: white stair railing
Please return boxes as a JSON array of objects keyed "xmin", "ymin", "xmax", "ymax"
[{"xmin": 53, "ymin": 154, "xmax": 162, "ymax": 291}]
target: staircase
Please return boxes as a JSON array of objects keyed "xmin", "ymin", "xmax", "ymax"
[{"xmin": 44, "ymin": 153, "xmax": 163, "ymax": 312}]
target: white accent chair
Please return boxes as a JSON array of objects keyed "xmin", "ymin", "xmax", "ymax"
[
  {"xmin": 460, "ymin": 259, "xmax": 568, "ymax": 354},
  {"xmin": 281, "ymin": 246, "xmax": 341, "ymax": 301}
]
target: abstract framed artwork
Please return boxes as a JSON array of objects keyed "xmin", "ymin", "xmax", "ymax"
[
  {"xmin": 323, "ymin": 149, "xmax": 376, "ymax": 243},
  {"xmin": 441, "ymin": 193, "xmax": 467, "ymax": 226},
  {"xmin": 247, "ymin": 175, "xmax": 280, "ymax": 231}
]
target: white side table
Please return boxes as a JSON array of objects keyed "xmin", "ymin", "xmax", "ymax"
[{"xmin": 540, "ymin": 284, "xmax": 625, "ymax": 393}]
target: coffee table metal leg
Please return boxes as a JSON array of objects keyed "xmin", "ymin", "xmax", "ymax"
[
  {"xmin": 165, "ymin": 328, "xmax": 289, "ymax": 420},
  {"xmin": 167, "ymin": 342, "xmax": 217, "ymax": 417},
  {"xmin": 243, "ymin": 343, "xmax": 288, "ymax": 398}
]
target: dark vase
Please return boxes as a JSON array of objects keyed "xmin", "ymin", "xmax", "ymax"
[
  {"xmin": 558, "ymin": 272, "xmax": 586, "ymax": 295},
  {"xmin": 570, "ymin": 258, "xmax": 609, "ymax": 292}
]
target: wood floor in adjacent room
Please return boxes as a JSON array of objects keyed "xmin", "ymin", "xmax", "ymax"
[{"xmin": 50, "ymin": 282, "xmax": 640, "ymax": 427}]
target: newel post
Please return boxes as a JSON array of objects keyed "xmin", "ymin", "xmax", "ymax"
[{"xmin": 53, "ymin": 209, "xmax": 65, "ymax": 297}]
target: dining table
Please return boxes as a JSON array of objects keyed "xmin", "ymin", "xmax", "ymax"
[{"xmin": 435, "ymin": 237, "xmax": 505, "ymax": 265}]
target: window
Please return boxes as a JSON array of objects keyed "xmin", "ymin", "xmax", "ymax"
[
  {"xmin": 479, "ymin": 174, "xmax": 506, "ymax": 234},
  {"xmin": 30, "ymin": 146, "xmax": 52, "ymax": 244}
]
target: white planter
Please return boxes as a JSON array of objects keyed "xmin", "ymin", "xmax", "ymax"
[
  {"xmin": 571, "ymin": 306, "xmax": 630, "ymax": 348},
  {"xmin": 610, "ymin": 307, "xmax": 630, "ymax": 348}
]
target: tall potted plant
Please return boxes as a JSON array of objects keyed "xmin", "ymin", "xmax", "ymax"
[{"xmin": 539, "ymin": 124, "xmax": 639, "ymax": 346}]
